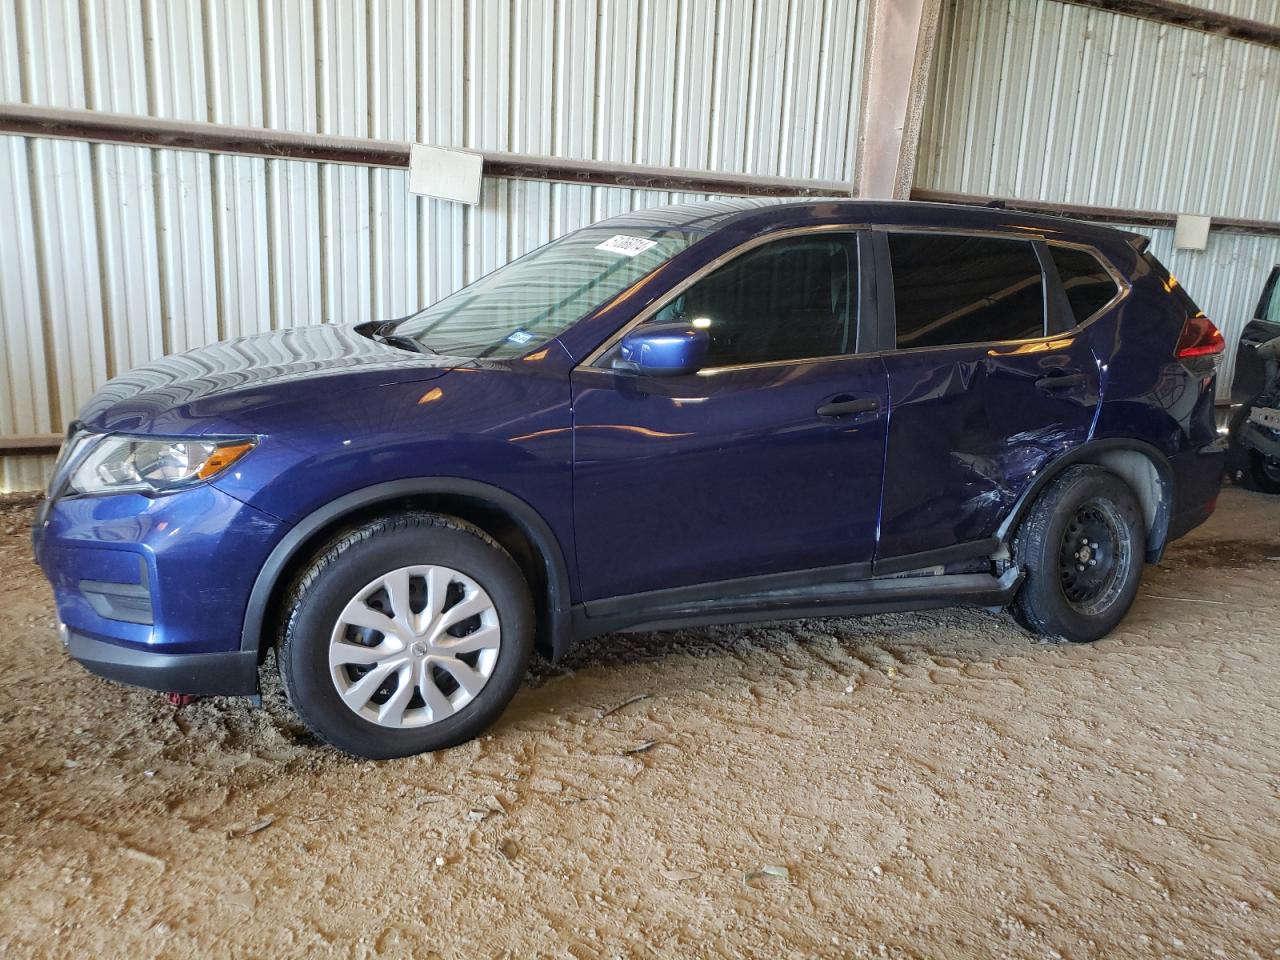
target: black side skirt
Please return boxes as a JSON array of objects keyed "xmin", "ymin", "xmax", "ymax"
[{"xmin": 574, "ymin": 567, "xmax": 1023, "ymax": 641}]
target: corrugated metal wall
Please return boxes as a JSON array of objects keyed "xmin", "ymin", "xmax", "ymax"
[
  {"xmin": 0, "ymin": 0, "xmax": 871, "ymax": 491},
  {"xmin": 919, "ymin": 0, "xmax": 1280, "ymax": 218},
  {"xmin": 917, "ymin": 0, "xmax": 1280, "ymax": 395},
  {"xmin": 4, "ymin": 0, "xmax": 1276, "ymax": 492}
]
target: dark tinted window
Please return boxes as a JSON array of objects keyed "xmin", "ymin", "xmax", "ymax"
[
  {"xmin": 645, "ymin": 234, "xmax": 857, "ymax": 366},
  {"xmin": 1050, "ymin": 244, "xmax": 1120, "ymax": 326},
  {"xmin": 889, "ymin": 233, "xmax": 1045, "ymax": 348}
]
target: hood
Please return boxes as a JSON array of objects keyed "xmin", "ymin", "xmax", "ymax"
[{"xmin": 77, "ymin": 325, "xmax": 459, "ymax": 435}]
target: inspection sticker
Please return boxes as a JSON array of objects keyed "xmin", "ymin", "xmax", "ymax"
[
  {"xmin": 505, "ymin": 329, "xmax": 535, "ymax": 345},
  {"xmin": 594, "ymin": 234, "xmax": 659, "ymax": 257}
]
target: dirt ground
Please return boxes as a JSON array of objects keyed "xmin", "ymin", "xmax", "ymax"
[{"xmin": 0, "ymin": 488, "xmax": 1277, "ymax": 959}]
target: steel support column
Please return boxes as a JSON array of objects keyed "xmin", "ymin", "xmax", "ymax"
[{"xmin": 852, "ymin": 0, "xmax": 944, "ymax": 199}]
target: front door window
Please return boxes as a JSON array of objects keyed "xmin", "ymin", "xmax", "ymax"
[{"xmin": 639, "ymin": 233, "xmax": 858, "ymax": 367}]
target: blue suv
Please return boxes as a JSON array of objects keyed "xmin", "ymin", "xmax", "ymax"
[{"xmin": 33, "ymin": 199, "xmax": 1226, "ymax": 758}]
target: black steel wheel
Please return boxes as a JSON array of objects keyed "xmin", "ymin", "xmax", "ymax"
[
  {"xmin": 1056, "ymin": 499, "xmax": 1132, "ymax": 616},
  {"xmin": 1012, "ymin": 465, "xmax": 1146, "ymax": 643}
]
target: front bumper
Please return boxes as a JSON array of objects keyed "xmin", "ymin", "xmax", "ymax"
[
  {"xmin": 34, "ymin": 484, "xmax": 284, "ymax": 695},
  {"xmin": 65, "ymin": 629, "xmax": 259, "ymax": 694}
]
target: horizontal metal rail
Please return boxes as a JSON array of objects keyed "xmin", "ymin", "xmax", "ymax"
[
  {"xmin": 1, "ymin": 434, "xmax": 63, "ymax": 455},
  {"xmin": 1055, "ymin": 0, "xmax": 1280, "ymax": 48},
  {"xmin": 3, "ymin": 103, "xmax": 1277, "ymax": 234},
  {"xmin": 911, "ymin": 189, "xmax": 1280, "ymax": 237},
  {"xmin": 0, "ymin": 103, "xmax": 849, "ymax": 198}
]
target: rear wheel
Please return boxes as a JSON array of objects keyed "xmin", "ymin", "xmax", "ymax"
[
  {"xmin": 1248, "ymin": 449, "xmax": 1280, "ymax": 494},
  {"xmin": 279, "ymin": 513, "xmax": 534, "ymax": 759},
  {"xmin": 1012, "ymin": 466, "xmax": 1146, "ymax": 643}
]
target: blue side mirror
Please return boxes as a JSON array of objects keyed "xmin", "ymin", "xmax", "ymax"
[{"xmin": 616, "ymin": 323, "xmax": 711, "ymax": 376}]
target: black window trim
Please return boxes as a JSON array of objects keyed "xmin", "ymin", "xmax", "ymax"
[
  {"xmin": 1035, "ymin": 240, "xmax": 1076, "ymax": 336},
  {"xmin": 581, "ymin": 224, "xmax": 878, "ymax": 375},
  {"xmin": 868, "ymin": 226, "xmax": 1131, "ymax": 355}
]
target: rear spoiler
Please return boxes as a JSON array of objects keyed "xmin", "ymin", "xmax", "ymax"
[{"xmin": 1124, "ymin": 233, "xmax": 1151, "ymax": 254}]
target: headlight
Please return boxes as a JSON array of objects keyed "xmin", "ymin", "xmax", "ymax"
[{"xmin": 68, "ymin": 435, "xmax": 256, "ymax": 496}]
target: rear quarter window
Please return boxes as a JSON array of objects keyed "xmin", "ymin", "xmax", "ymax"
[{"xmin": 1050, "ymin": 245, "xmax": 1121, "ymax": 326}]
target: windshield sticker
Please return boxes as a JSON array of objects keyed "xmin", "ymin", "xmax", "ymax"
[
  {"xmin": 505, "ymin": 329, "xmax": 535, "ymax": 345},
  {"xmin": 594, "ymin": 234, "xmax": 659, "ymax": 257}
]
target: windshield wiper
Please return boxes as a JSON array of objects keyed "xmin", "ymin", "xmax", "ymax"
[
  {"xmin": 380, "ymin": 333, "xmax": 434, "ymax": 354},
  {"xmin": 371, "ymin": 311, "xmax": 418, "ymax": 335},
  {"xmin": 355, "ymin": 320, "xmax": 438, "ymax": 355}
]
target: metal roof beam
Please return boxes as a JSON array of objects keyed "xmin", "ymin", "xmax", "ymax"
[
  {"xmin": 0, "ymin": 102, "xmax": 849, "ymax": 199},
  {"xmin": 912, "ymin": 188, "xmax": 1280, "ymax": 237},
  {"xmin": 1055, "ymin": 0, "xmax": 1280, "ymax": 48}
]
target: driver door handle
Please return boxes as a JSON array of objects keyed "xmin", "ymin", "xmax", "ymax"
[
  {"xmin": 816, "ymin": 396, "xmax": 880, "ymax": 418},
  {"xmin": 1035, "ymin": 372, "xmax": 1086, "ymax": 390}
]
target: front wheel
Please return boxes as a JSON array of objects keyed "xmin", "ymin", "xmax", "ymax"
[
  {"xmin": 278, "ymin": 513, "xmax": 534, "ymax": 759},
  {"xmin": 1011, "ymin": 466, "xmax": 1146, "ymax": 643}
]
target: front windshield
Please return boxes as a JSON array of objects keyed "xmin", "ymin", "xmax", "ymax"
[{"xmin": 393, "ymin": 226, "xmax": 700, "ymax": 358}]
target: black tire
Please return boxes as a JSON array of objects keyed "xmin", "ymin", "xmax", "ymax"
[
  {"xmin": 1011, "ymin": 465, "xmax": 1146, "ymax": 643},
  {"xmin": 1248, "ymin": 449, "xmax": 1280, "ymax": 494},
  {"xmin": 278, "ymin": 513, "xmax": 534, "ymax": 760}
]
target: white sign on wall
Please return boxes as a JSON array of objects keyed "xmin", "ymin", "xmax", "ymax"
[
  {"xmin": 408, "ymin": 144, "xmax": 484, "ymax": 205},
  {"xmin": 1173, "ymin": 214, "xmax": 1211, "ymax": 251}
]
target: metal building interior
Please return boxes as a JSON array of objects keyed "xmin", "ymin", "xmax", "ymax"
[
  {"xmin": 1, "ymin": 0, "xmax": 1277, "ymax": 489},
  {"xmin": 0, "ymin": 1, "xmax": 1278, "ymax": 956}
]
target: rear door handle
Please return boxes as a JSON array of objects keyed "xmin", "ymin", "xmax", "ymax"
[
  {"xmin": 1035, "ymin": 372, "xmax": 1086, "ymax": 390},
  {"xmin": 816, "ymin": 396, "xmax": 880, "ymax": 417}
]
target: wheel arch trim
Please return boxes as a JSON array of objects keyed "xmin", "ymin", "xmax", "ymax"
[
  {"xmin": 239, "ymin": 478, "xmax": 574, "ymax": 660},
  {"xmin": 997, "ymin": 438, "xmax": 1175, "ymax": 562}
]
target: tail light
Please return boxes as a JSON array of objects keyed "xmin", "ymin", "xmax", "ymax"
[{"xmin": 1175, "ymin": 314, "xmax": 1225, "ymax": 362}]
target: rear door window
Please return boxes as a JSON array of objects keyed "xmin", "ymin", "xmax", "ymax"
[
  {"xmin": 888, "ymin": 233, "xmax": 1046, "ymax": 348},
  {"xmin": 1049, "ymin": 244, "xmax": 1120, "ymax": 326}
]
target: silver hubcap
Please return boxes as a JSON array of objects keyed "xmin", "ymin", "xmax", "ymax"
[{"xmin": 328, "ymin": 565, "xmax": 501, "ymax": 729}]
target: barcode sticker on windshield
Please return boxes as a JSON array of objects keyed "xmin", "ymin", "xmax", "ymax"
[{"xmin": 594, "ymin": 234, "xmax": 659, "ymax": 257}]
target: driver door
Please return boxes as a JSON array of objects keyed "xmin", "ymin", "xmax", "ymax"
[{"xmin": 569, "ymin": 230, "xmax": 888, "ymax": 603}]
